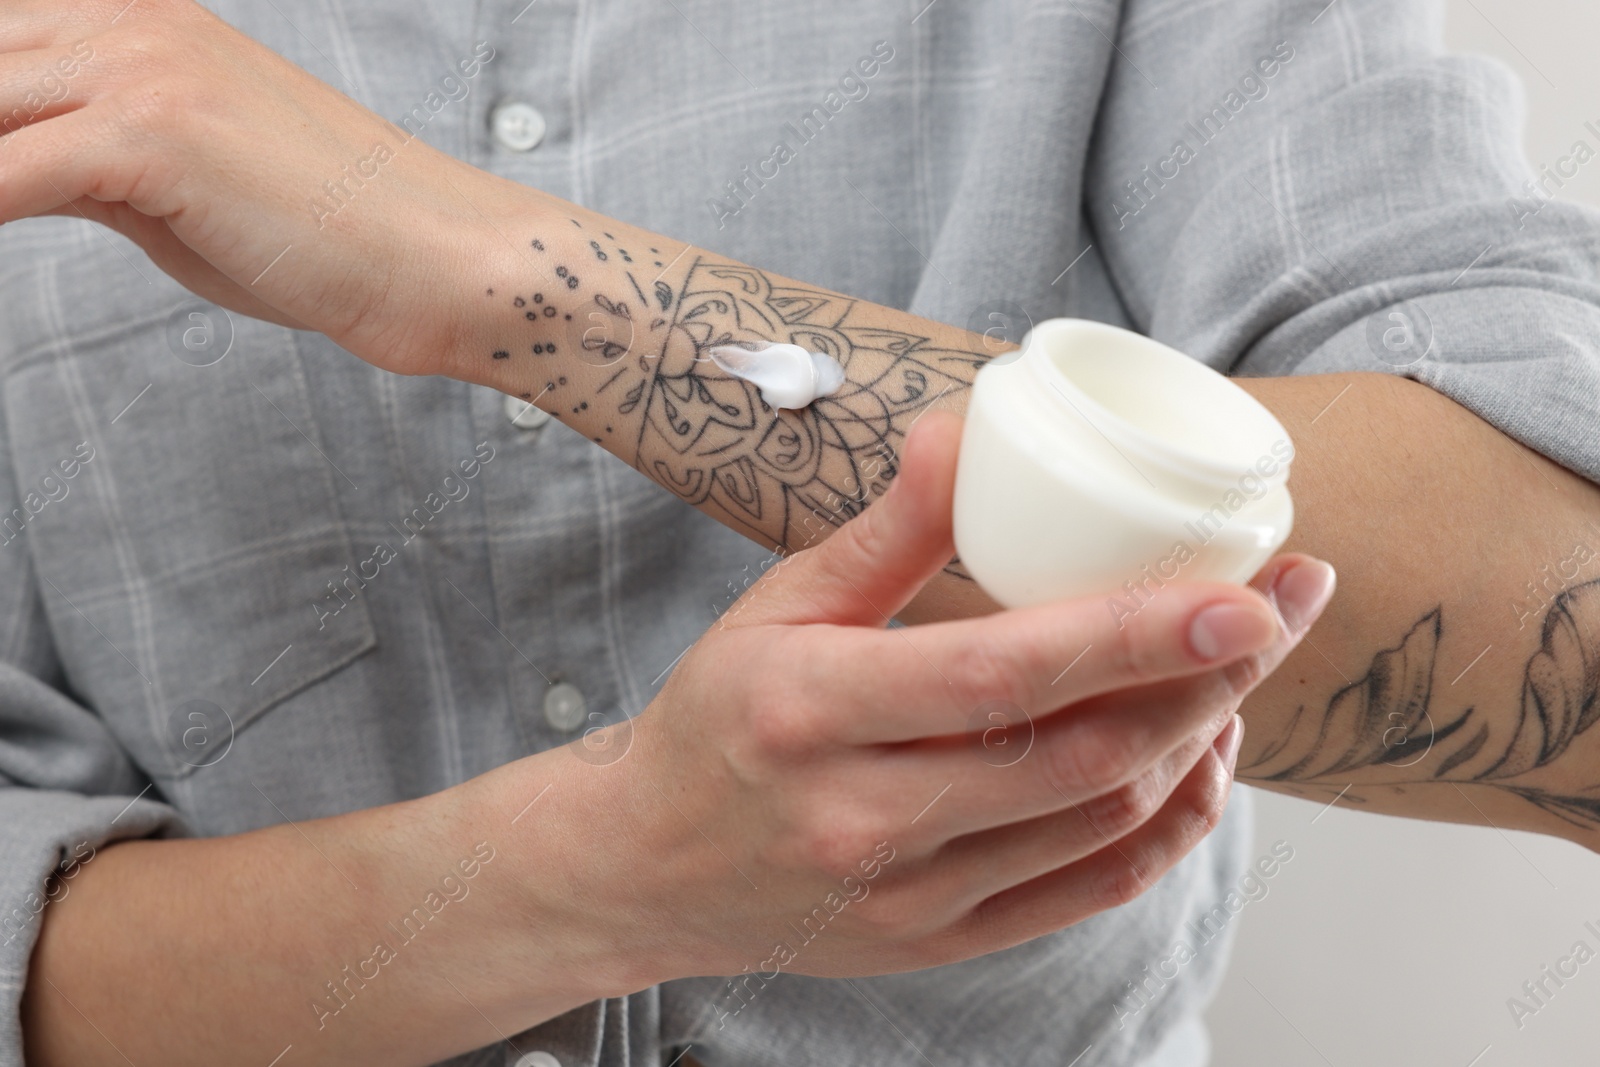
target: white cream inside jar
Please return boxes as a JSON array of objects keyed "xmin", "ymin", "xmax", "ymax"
[{"xmin": 952, "ymin": 319, "xmax": 1295, "ymax": 610}]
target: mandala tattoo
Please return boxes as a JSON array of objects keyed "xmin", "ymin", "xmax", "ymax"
[
  {"xmin": 511, "ymin": 241, "xmax": 985, "ymax": 553},
  {"xmin": 1242, "ymin": 578, "xmax": 1600, "ymax": 829}
]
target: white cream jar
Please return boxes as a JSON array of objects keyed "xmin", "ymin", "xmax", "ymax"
[{"xmin": 952, "ymin": 319, "xmax": 1295, "ymax": 610}]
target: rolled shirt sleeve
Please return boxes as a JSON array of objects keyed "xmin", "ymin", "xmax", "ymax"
[
  {"xmin": 0, "ymin": 488, "xmax": 181, "ymax": 1063},
  {"xmin": 1087, "ymin": 0, "xmax": 1600, "ymax": 485}
]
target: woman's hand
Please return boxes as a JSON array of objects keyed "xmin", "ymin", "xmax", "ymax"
[
  {"xmin": 529, "ymin": 412, "xmax": 1336, "ymax": 992},
  {"xmin": 0, "ymin": 0, "xmax": 500, "ymax": 374}
]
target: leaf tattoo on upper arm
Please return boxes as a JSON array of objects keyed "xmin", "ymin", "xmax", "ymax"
[
  {"xmin": 1480, "ymin": 580, "xmax": 1600, "ymax": 778},
  {"xmin": 1242, "ymin": 578, "xmax": 1600, "ymax": 829}
]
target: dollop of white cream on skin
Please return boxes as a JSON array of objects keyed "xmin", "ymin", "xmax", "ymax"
[{"xmin": 706, "ymin": 342, "xmax": 846, "ymax": 410}]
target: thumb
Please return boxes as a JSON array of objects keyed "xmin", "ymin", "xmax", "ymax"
[{"xmin": 723, "ymin": 410, "xmax": 964, "ymax": 629}]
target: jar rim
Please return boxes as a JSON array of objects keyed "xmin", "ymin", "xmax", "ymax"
[{"xmin": 1019, "ymin": 319, "xmax": 1293, "ymax": 491}]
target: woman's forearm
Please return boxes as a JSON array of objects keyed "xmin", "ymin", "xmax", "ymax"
[
  {"xmin": 442, "ymin": 179, "xmax": 994, "ymax": 558},
  {"xmin": 1231, "ymin": 373, "xmax": 1600, "ymax": 844},
  {"xmin": 442, "ymin": 182, "xmax": 1600, "ymax": 847},
  {"xmin": 22, "ymin": 757, "xmax": 629, "ymax": 1067}
]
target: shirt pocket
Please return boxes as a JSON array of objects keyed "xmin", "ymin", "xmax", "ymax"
[{"xmin": 1, "ymin": 246, "xmax": 377, "ymax": 782}]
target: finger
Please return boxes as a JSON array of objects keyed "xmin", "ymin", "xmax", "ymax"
[
  {"xmin": 723, "ymin": 410, "xmax": 964, "ymax": 630},
  {"xmin": 0, "ymin": 101, "xmax": 149, "ymax": 225},
  {"xmin": 885, "ymin": 662, "xmax": 1245, "ymax": 839},
  {"xmin": 0, "ymin": 8, "xmax": 96, "ymax": 53},
  {"xmin": 0, "ymin": 100, "xmax": 306, "ymax": 300},
  {"xmin": 815, "ymin": 568, "xmax": 1293, "ymax": 745},
  {"xmin": 46, "ymin": 197, "xmax": 312, "ymax": 329},
  {"xmin": 0, "ymin": 43, "xmax": 98, "ymax": 136},
  {"xmin": 913, "ymin": 717, "xmax": 1233, "ymax": 909},
  {"xmin": 999, "ymin": 558, "xmax": 1327, "ymax": 804},
  {"xmin": 1248, "ymin": 552, "xmax": 1339, "ymax": 641},
  {"xmin": 2, "ymin": 0, "xmax": 215, "ymax": 51},
  {"xmin": 950, "ymin": 723, "xmax": 1241, "ymax": 952},
  {"xmin": 872, "ymin": 555, "xmax": 1323, "ymax": 828}
]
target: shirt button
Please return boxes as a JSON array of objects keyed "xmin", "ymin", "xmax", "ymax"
[
  {"xmin": 504, "ymin": 392, "xmax": 551, "ymax": 430},
  {"xmin": 491, "ymin": 101, "xmax": 547, "ymax": 151},
  {"xmin": 542, "ymin": 682, "xmax": 587, "ymax": 732},
  {"xmin": 511, "ymin": 1054, "xmax": 562, "ymax": 1067}
]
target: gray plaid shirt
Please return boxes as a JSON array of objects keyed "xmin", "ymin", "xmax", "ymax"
[{"xmin": 3, "ymin": 1, "xmax": 1598, "ymax": 1064}]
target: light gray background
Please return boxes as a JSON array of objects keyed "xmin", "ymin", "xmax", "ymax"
[{"xmin": 1205, "ymin": 5, "xmax": 1600, "ymax": 1063}]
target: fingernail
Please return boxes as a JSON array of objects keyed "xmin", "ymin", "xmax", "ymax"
[
  {"xmin": 1189, "ymin": 603, "xmax": 1276, "ymax": 662},
  {"xmin": 1213, "ymin": 714, "xmax": 1244, "ymax": 774},
  {"xmin": 1271, "ymin": 559, "xmax": 1338, "ymax": 635}
]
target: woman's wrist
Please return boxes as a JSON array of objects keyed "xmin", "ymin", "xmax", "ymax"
[
  {"xmin": 455, "ymin": 744, "xmax": 677, "ymax": 1008},
  {"xmin": 417, "ymin": 172, "xmax": 571, "ymax": 390},
  {"xmin": 22, "ymin": 753, "xmax": 648, "ymax": 1066}
]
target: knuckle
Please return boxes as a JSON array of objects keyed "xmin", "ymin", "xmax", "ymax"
[
  {"xmin": 1041, "ymin": 724, "xmax": 1136, "ymax": 800},
  {"xmin": 1082, "ymin": 775, "xmax": 1163, "ymax": 838},
  {"xmin": 115, "ymin": 26, "xmax": 168, "ymax": 66},
  {"xmin": 1091, "ymin": 857, "xmax": 1157, "ymax": 911},
  {"xmin": 798, "ymin": 818, "xmax": 879, "ymax": 883},
  {"xmin": 1178, "ymin": 764, "xmax": 1232, "ymax": 839},
  {"xmin": 942, "ymin": 897, "xmax": 1020, "ymax": 964},
  {"xmin": 732, "ymin": 633, "xmax": 829, "ymax": 757},
  {"xmin": 849, "ymin": 886, "xmax": 924, "ymax": 941},
  {"xmin": 844, "ymin": 497, "xmax": 894, "ymax": 565},
  {"xmin": 1107, "ymin": 614, "xmax": 1166, "ymax": 684},
  {"xmin": 1087, "ymin": 766, "xmax": 1232, "ymax": 912},
  {"xmin": 745, "ymin": 693, "xmax": 820, "ymax": 759},
  {"xmin": 1217, "ymin": 648, "xmax": 1268, "ymax": 699},
  {"xmin": 898, "ymin": 864, "xmax": 975, "ymax": 932},
  {"xmin": 948, "ymin": 637, "xmax": 1030, "ymax": 711},
  {"xmin": 109, "ymin": 26, "xmax": 193, "ymax": 88}
]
